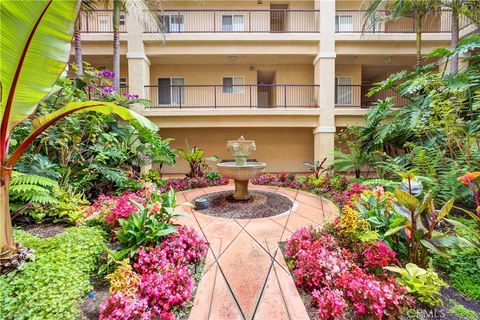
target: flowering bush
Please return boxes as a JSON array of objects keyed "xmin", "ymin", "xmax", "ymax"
[
  {"xmin": 285, "ymin": 227, "xmax": 411, "ymax": 319},
  {"xmin": 331, "ymin": 182, "xmax": 369, "ymax": 208},
  {"xmin": 251, "ymin": 173, "xmax": 307, "ymax": 190},
  {"xmin": 134, "ymin": 226, "xmax": 208, "ymax": 274},
  {"xmin": 100, "ymin": 227, "xmax": 207, "ymax": 319},
  {"xmin": 363, "ymin": 241, "xmax": 399, "ymax": 271},
  {"xmin": 312, "ymin": 288, "xmax": 348, "ymax": 320},
  {"xmin": 106, "ymin": 192, "xmax": 145, "ymax": 228},
  {"xmin": 335, "ymin": 267, "xmax": 410, "ymax": 319},
  {"xmin": 158, "ymin": 177, "xmax": 229, "ymax": 193}
]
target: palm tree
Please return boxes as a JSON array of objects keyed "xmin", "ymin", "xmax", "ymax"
[
  {"xmin": 110, "ymin": 0, "xmax": 163, "ymax": 91},
  {"xmin": 442, "ymin": 0, "xmax": 480, "ymax": 73},
  {"xmin": 74, "ymin": 1, "xmax": 95, "ymax": 77},
  {"xmin": 363, "ymin": 0, "xmax": 441, "ymax": 69},
  {"xmin": 0, "ymin": 0, "xmax": 156, "ymax": 268}
]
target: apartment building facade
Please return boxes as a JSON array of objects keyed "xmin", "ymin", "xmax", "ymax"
[{"xmin": 74, "ymin": 0, "xmax": 477, "ymax": 173}]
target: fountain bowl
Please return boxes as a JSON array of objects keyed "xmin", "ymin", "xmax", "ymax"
[{"xmin": 217, "ymin": 161, "xmax": 266, "ymax": 200}]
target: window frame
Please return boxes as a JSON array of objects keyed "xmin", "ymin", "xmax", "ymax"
[
  {"xmin": 221, "ymin": 14, "xmax": 244, "ymax": 32},
  {"xmin": 335, "ymin": 76, "xmax": 353, "ymax": 105},
  {"xmin": 222, "ymin": 76, "xmax": 245, "ymax": 93},
  {"xmin": 335, "ymin": 14, "xmax": 353, "ymax": 32},
  {"xmin": 157, "ymin": 77, "xmax": 186, "ymax": 105}
]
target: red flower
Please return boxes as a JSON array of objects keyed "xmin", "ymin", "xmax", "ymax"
[{"xmin": 458, "ymin": 172, "xmax": 480, "ymax": 185}]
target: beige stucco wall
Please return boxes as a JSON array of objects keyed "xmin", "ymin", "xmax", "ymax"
[{"xmin": 160, "ymin": 127, "xmax": 314, "ymax": 174}]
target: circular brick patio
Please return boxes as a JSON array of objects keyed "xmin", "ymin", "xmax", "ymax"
[{"xmin": 173, "ymin": 183, "xmax": 339, "ymax": 320}]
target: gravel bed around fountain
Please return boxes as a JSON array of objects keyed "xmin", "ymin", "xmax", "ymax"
[{"xmin": 194, "ymin": 190, "xmax": 293, "ymax": 219}]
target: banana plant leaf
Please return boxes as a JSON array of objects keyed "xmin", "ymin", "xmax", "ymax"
[{"xmin": 0, "ymin": 0, "xmax": 81, "ymax": 136}]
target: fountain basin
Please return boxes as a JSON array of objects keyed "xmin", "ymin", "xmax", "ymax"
[{"xmin": 217, "ymin": 162, "xmax": 266, "ymax": 200}]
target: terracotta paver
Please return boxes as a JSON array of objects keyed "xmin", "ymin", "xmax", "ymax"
[{"xmin": 185, "ymin": 185, "xmax": 338, "ymax": 320}]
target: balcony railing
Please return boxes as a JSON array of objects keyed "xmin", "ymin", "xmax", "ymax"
[
  {"xmin": 144, "ymin": 9, "xmax": 320, "ymax": 33},
  {"xmin": 145, "ymin": 84, "xmax": 319, "ymax": 108},
  {"xmin": 79, "ymin": 10, "xmax": 127, "ymax": 33},
  {"xmin": 335, "ymin": 85, "xmax": 409, "ymax": 108},
  {"xmin": 335, "ymin": 10, "xmax": 454, "ymax": 33}
]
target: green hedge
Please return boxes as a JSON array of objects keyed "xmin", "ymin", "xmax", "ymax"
[{"xmin": 0, "ymin": 226, "xmax": 105, "ymax": 319}]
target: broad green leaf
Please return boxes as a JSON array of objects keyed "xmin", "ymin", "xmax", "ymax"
[
  {"xmin": 420, "ymin": 239, "xmax": 450, "ymax": 258},
  {"xmin": 385, "ymin": 226, "xmax": 404, "ymax": 236},
  {"xmin": 405, "ymin": 263, "xmax": 427, "ymax": 277},
  {"xmin": 436, "ymin": 198, "xmax": 455, "ymax": 222},
  {"xmin": 30, "ymin": 101, "xmax": 157, "ymax": 133},
  {"xmin": 394, "ymin": 188, "xmax": 419, "ymax": 212},
  {"xmin": 1, "ymin": 0, "xmax": 81, "ymax": 133}
]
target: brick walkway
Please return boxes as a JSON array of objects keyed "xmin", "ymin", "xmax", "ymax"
[{"xmin": 174, "ymin": 184, "xmax": 338, "ymax": 320}]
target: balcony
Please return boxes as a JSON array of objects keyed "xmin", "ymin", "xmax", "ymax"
[
  {"xmin": 334, "ymin": 85, "xmax": 409, "ymax": 108},
  {"xmin": 144, "ymin": 9, "xmax": 319, "ymax": 33},
  {"xmin": 145, "ymin": 84, "xmax": 319, "ymax": 108},
  {"xmin": 79, "ymin": 10, "xmax": 127, "ymax": 33},
  {"xmin": 335, "ymin": 10, "xmax": 455, "ymax": 33}
]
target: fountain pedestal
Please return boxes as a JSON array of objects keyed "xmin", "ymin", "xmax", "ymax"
[
  {"xmin": 233, "ymin": 180, "xmax": 249, "ymax": 200},
  {"xmin": 216, "ymin": 136, "xmax": 266, "ymax": 200}
]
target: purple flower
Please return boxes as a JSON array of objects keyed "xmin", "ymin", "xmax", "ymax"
[{"xmin": 122, "ymin": 93, "xmax": 140, "ymax": 100}]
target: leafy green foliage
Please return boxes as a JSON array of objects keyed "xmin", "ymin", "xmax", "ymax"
[
  {"xmin": 10, "ymin": 65, "xmax": 175, "ymax": 199},
  {"xmin": 0, "ymin": 226, "xmax": 105, "ymax": 319},
  {"xmin": 178, "ymin": 142, "xmax": 217, "ymax": 179},
  {"xmin": 110, "ymin": 189, "xmax": 193, "ymax": 262},
  {"xmin": 448, "ymin": 300, "xmax": 479, "ymax": 320},
  {"xmin": 385, "ymin": 263, "xmax": 447, "ymax": 307},
  {"xmin": 9, "ymin": 171, "xmax": 58, "ymax": 206},
  {"xmin": 354, "ymin": 36, "xmax": 480, "ymax": 208}
]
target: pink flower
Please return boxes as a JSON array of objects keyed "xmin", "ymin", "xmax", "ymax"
[{"xmin": 150, "ymin": 202, "xmax": 162, "ymax": 215}]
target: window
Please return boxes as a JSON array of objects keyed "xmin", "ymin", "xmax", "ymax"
[
  {"xmin": 119, "ymin": 13, "xmax": 126, "ymax": 26},
  {"xmin": 222, "ymin": 15, "xmax": 244, "ymax": 32},
  {"xmin": 97, "ymin": 14, "xmax": 110, "ymax": 32},
  {"xmin": 335, "ymin": 77, "xmax": 352, "ymax": 105},
  {"xmin": 159, "ymin": 14, "xmax": 184, "ymax": 32},
  {"xmin": 158, "ymin": 77, "xmax": 185, "ymax": 105},
  {"xmin": 335, "ymin": 15, "xmax": 353, "ymax": 32},
  {"xmin": 223, "ymin": 77, "xmax": 245, "ymax": 93}
]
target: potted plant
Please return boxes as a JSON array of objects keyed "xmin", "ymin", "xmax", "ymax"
[{"xmin": 307, "ymin": 97, "xmax": 318, "ymax": 107}]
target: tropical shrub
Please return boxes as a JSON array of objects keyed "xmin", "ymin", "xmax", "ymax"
[
  {"xmin": 385, "ymin": 263, "xmax": 447, "ymax": 307},
  {"xmin": 177, "ymin": 143, "xmax": 218, "ymax": 179},
  {"xmin": 0, "ymin": 226, "xmax": 105, "ymax": 319},
  {"xmin": 110, "ymin": 188, "xmax": 192, "ymax": 261}
]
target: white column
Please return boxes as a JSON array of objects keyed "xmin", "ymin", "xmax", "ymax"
[
  {"xmin": 314, "ymin": 0, "xmax": 336, "ymax": 166},
  {"xmin": 126, "ymin": 12, "xmax": 150, "ymax": 98}
]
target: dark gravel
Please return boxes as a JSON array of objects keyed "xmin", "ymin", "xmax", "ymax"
[{"xmin": 195, "ymin": 190, "xmax": 293, "ymax": 219}]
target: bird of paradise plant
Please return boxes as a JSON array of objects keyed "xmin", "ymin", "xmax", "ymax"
[{"xmin": 0, "ymin": 0, "xmax": 157, "ymax": 267}]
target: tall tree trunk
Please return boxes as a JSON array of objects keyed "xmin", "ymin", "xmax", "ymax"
[
  {"xmin": 415, "ymin": 14, "xmax": 423, "ymax": 69},
  {"xmin": 74, "ymin": 16, "xmax": 83, "ymax": 77},
  {"xmin": 450, "ymin": 10, "xmax": 460, "ymax": 74},
  {"xmin": 112, "ymin": 1, "xmax": 120, "ymax": 92},
  {"xmin": 0, "ymin": 167, "xmax": 14, "ymax": 254}
]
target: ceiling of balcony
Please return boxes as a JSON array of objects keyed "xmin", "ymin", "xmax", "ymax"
[{"xmin": 149, "ymin": 54, "xmax": 315, "ymax": 65}]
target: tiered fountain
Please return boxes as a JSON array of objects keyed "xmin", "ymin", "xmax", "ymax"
[{"xmin": 216, "ymin": 136, "xmax": 266, "ymax": 200}]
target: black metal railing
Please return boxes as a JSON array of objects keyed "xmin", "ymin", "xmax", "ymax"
[
  {"xmin": 145, "ymin": 84, "xmax": 319, "ymax": 108},
  {"xmin": 335, "ymin": 85, "xmax": 409, "ymax": 108},
  {"xmin": 335, "ymin": 10, "xmax": 453, "ymax": 33},
  {"xmin": 87, "ymin": 85, "xmax": 130, "ymax": 99},
  {"xmin": 144, "ymin": 9, "xmax": 319, "ymax": 33},
  {"xmin": 79, "ymin": 10, "xmax": 127, "ymax": 33}
]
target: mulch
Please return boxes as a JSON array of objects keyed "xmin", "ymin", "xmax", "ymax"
[{"xmin": 195, "ymin": 190, "xmax": 293, "ymax": 219}]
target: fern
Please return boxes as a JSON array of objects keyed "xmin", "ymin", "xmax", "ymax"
[
  {"xmin": 10, "ymin": 172, "xmax": 58, "ymax": 205},
  {"xmin": 360, "ymin": 179, "xmax": 401, "ymax": 190}
]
